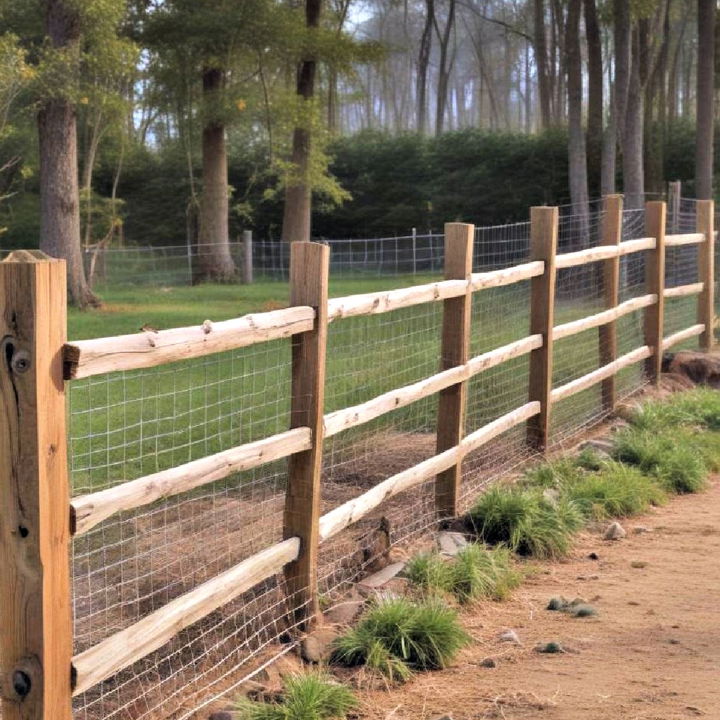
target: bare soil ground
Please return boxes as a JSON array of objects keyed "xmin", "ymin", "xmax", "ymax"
[{"xmin": 356, "ymin": 480, "xmax": 720, "ymax": 720}]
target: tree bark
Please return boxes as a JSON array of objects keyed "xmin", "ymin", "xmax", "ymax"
[
  {"xmin": 281, "ymin": 0, "xmax": 321, "ymax": 243},
  {"xmin": 533, "ymin": 0, "xmax": 552, "ymax": 129},
  {"xmin": 584, "ymin": 0, "xmax": 603, "ymax": 193},
  {"xmin": 38, "ymin": 0, "xmax": 98, "ymax": 308},
  {"xmin": 434, "ymin": 0, "xmax": 456, "ymax": 135},
  {"xmin": 623, "ymin": 28, "xmax": 645, "ymax": 209},
  {"xmin": 196, "ymin": 67, "xmax": 236, "ymax": 280},
  {"xmin": 417, "ymin": 0, "xmax": 434, "ymax": 135},
  {"xmin": 696, "ymin": 0, "xmax": 715, "ymax": 199},
  {"xmin": 566, "ymin": 0, "xmax": 590, "ymax": 245},
  {"xmin": 613, "ymin": 0, "xmax": 631, "ymax": 142}
]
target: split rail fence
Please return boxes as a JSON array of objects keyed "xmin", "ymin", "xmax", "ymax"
[{"xmin": 0, "ymin": 197, "xmax": 714, "ymax": 720}]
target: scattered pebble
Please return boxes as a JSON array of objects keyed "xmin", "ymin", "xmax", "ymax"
[
  {"xmin": 668, "ymin": 638, "xmax": 680, "ymax": 645},
  {"xmin": 632, "ymin": 526, "xmax": 652, "ymax": 534},
  {"xmin": 535, "ymin": 642, "xmax": 564, "ymax": 654},
  {"xmin": 479, "ymin": 657, "xmax": 497, "ymax": 668},
  {"xmin": 631, "ymin": 561, "xmax": 648, "ymax": 569},
  {"xmin": 571, "ymin": 604, "xmax": 598, "ymax": 618},
  {"xmin": 604, "ymin": 521, "xmax": 627, "ymax": 541},
  {"xmin": 498, "ymin": 629, "xmax": 521, "ymax": 645},
  {"xmin": 588, "ymin": 552, "xmax": 600, "ymax": 560}
]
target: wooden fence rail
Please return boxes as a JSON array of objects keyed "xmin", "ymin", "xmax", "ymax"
[{"xmin": 0, "ymin": 199, "xmax": 714, "ymax": 720}]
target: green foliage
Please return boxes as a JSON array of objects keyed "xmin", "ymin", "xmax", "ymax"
[
  {"xmin": 628, "ymin": 388, "xmax": 720, "ymax": 432},
  {"xmin": 404, "ymin": 544, "xmax": 520, "ymax": 603},
  {"xmin": 563, "ymin": 462, "xmax": 667, "ymax": 519},
  {"xmin": 332, "ymin": 598, "xmax": 469, "ymax": 680},
  {"xmin": 521, "ymin": 456, "xmax": 585, "ymax": 489},
  {"xmin": 468, "ymin": 486, "xmax": 583, "ymax": 558},
  {"xmin": 235, "ymin": 673, "xmax": 356, "ymax": 720},
  {"xmin": 612, "ymin": 428, "xmax": 708, "ymax": 494}
]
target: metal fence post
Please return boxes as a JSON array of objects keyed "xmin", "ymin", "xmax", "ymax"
[{"xmin": 0, "ymin": 251, "xmax": 73, "ymax": 720}]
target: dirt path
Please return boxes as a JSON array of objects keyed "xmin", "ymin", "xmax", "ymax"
[{"xmin": 357, "ymin": 480, "xmax": 720, "ymax": 720}]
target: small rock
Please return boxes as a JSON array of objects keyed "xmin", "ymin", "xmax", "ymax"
[
  {"xmin": 546, "ymin": 596, "xmax": 567, "ymax": 611},
  {"xmin": 324, "ymin": 600, "xmax": 364, "ymax": 626},
  {"xmin": 301, "ymin": 627, "xmax": 338, "ymax": 663},
  {"xmin": 358, "ymin": 562, "xmax": 406, "ymax": 589},
  {"xmin": 498, "ymin": 629, "xmax": 521, "ymax": 645},
  {"xmin": 631, "ymin": 561, "xmax": 648, "ymax": 569},
  {"xmin": 438, "ymin": 531, "xmax": 469, "ymax": 556},
  {"xmin": 479, "ymin": 657, "xmax": 496, "ymax": 668},
  {"xmin": 432, "ymin": 716, "xmax": 454, "ymax": 720},
  {"xmin": 535, "ymin": 642, "xmax": 564, "ymax": 654},
  {"xmin": 604, "ymin": 521, "xmax": 626, "ymax": 541},
  {"xmin": 588, "ymin": 552, "xmax": 600, "ymax": 560},
  {"xmin": 632, "ymin": 526, "xmax": 652, "ymax": 534},
  {"xmin": 668, "ymin": 638, "xmax": 680, "ymax": 645}
]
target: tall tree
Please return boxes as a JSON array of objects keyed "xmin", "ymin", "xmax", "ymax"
[
  {"xmin": 533, "ymin": 0, "xmax": 552, "ymax": 129},
  {"xmin": 281, "ymin": 0, "xmax": 322, "ymax": 243},
  {"xmin": 416, "ymin": 0, "xmax": 435, "ymax": 135},
  {"xmin": 583, "ymin": 0, "xmax": 603, "ymax": 193},
  {"xmin": 696, "ymin": 0, "xmax": 715, "ymax": 199}
]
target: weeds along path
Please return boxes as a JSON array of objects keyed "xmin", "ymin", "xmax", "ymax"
[{"xmin": 357, "ymin": 479, "xmax": 720, "ymax": 720}]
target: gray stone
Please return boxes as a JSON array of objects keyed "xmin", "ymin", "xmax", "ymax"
[
  {"xmin": 479, "ymin": 657, "xmax": 497, "ymax": 668},
  {"xmin": 604, "ymin": 521, "xmax": 626, "ymax": 541},
  {"xmin": 324, "ymin": 600, "xmax": 364, "ymax": 626},
  {"xmin": 438, "ymin": 531, "xmax": 469, "ymax": 556},
  {"xmin": 498, "ymin": 629, "xmax": 521, "ymax": 645},
  {"xmin": 359, "ymin": 562, "xmax": 405, "ymax": 589},
  {"xmin": 534, "ymin": 642, "xmax": 564, "ymax": 654},
  {"xmin": 301, "ymin": 627, "xmax": 338, "ymax": 663},
  {"xmin": 632, "ymin": 526, "xmax": 652, "ymax": 534}
]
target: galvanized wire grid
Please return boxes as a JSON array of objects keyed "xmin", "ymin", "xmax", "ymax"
[{"xmin": 60, "ymin": 199, "xmax": 709, "ymax": 720}]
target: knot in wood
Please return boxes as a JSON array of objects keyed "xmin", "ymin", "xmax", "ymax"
[{"xmin": 10, "ymin": 349, "xmax": 31, "ymax": 374}]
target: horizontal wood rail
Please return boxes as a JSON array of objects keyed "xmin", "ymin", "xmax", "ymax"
[
  {"xmin": 551, "ymin": 345, "xmax": 652, "ymax": 403},
  {"xmin": 662, "ymin": 324, "xmax": 705, "ymax": 351},
  {"xmin": 318, "ymin": 401, "xmax": 540, "ymax": 542},
  {"xmin": 470, "ymin": 260, "xmax": 544, "ymax": 290},
  {"xmin": 553, "ymin": 294, "xmax": 657, "ymax": 341},
  {"xmin": 326, "ymin": 279, "xmax": 467, "ymax": 322},
  {"xmin": 324, "ymin": 334, "xmax": 542, "ymax": 437},
  {"xmin": 71, "ymin": 537, "xmax": 300, "ymax": 696},
  {"xmin": 663, "ymin": 282, "xmax": 703, "ymax": 299},
  {"xmin": 555, "ymin": 237, "xmax": 656, "ymax": 269},
  {"xmin": 664, "ymin": 232, "xmax": 704, "ymax": 247},
  {"xmin": 64, "ymin": 307, "xmax": 315, "ymax": 380},
  {"xmin": 70, "ymin": 428, "xmax": 312, "ymax": 536}
]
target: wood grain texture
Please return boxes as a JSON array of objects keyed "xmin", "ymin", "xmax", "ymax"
[
  {"xmin": 598, "ymin": 195, "xmax": 622, "ymax": 411},
  {"xmin": 283, "ymin": 242, "xmax": 329, "ymax": 627},
  {"xmin": 662, "ymin": 324, "xmax": 705, "ymax": 351},
  {"xmin": 71, "ymin": 427, "xmax": 312, "ymax": 536},
  {"xmin": 64, "ymin": 306, "xmax": 315, "ymax": 379},
  {"xmin": 470, "ymin": 260, "xmax": 544, "ymax": 290},
  {"xmin": 644, "ymin": 202, "xmax": 667, "ymax": 384},
  {"xmin": 663, "ymin": 282, "xmax": 704, "ymax": 299},
  {"xmin": 696, "ymin": 200, "xmax": 715, "ymax": 350},
  {"xmin": 664, "ymin": 232, "xmax": 704, "ymax": 247},
  {"xmin": 435, "ymin": 223, "xmax": 474, "ymax": 517},
  {"xmin": 71, "ymin": 537, "xmax": 300, "ymax": 696},
  {"xmin": 0, "ymin": 255, "xmax": 73, "ymax": 719},
  {"xmin": 527, "ymin": 206, "xmax": 558, "ymax": 451}
]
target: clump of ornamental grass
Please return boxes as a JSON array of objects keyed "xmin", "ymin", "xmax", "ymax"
[
  {"xmin": 612, "ymin": 428, "xmax": 708, "ymax": 494},
  {"xmin": 469, "ymin": 486, "xmax": 583, "ymax": 559},
  {"xmin": 235, "ymin": 673, "xmax": 357, "ymax": 720},
  {"xmin": 331, "ymin": 597, "xmax": 469, "ymax": 681},
  {"xmin": 563, "ymin": 461, "xmax": 667, "ymax": 519},
  {"xmin": 629, "ymin": 388, "xmax": 720, "ymax": 432},
  {"xmin": 404, "ymin": 551, "xmax": 453, "ymax": 596},
  {"xmin": 521, "ymin": 456, "xmax": 585, "ymax": 489}
]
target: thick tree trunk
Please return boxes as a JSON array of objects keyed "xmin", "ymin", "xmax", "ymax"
[
  {"xmin": 696, "ymin": 0, "xmax": 715, "ymax": 199},
  {"xmin": 566, "ymin": 0, "xmax": 590, "ymax": 246},
  {"xmin": 417, "ymin": 0, "xmax": 434, "ymax": 135},
  {"xmin": 434, "ymin": 0, "xmax": 456, "ymax": 135},
  {"xmin": 584, "ymin": 0, "xmax": 603, "ymax": 194},
  {"xmin": 613, "ymin": 0, "xmax": 631, "ymax": 142},
  {"xmin": 533, "ymin": 0, "xmax": 552, "ymax": 129},
  {"xmin": 623, "ymin": 29, "xmax": 645, "ymax": 209},
  {"xmin": 39, "ymin": 0, "xmax": 98, "ymax": 308},
  {"xmin": 196, "ymin": 67, "xmax": 236, "ymax": 280},
  {"xmin": 281, "ymin": 0, "xmax": 321, "ymax": 243}
]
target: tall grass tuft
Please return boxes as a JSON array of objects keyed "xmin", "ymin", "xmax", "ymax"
[
  {"xmin": 235, "ymin": 673, "xmax": 357, "ymax": 720},
  {"xmin": 332, "ymin": 598, "xmax": 469, "ymax": 680},
  {"xmin": 629, "ymin": 388, "xmax": 720, "ymax": 432},
  {"xmin": 450, "ymin": 544, "xmax": 521, "ymax": 602},
  {"xmin": 469, "ymin": 487, "xmax": 583, "ymax": 558}
]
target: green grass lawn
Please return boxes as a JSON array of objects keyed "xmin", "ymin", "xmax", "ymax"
[{"xmin": 67, "ymin": 277, "xmax": 698, "ymax": 495}]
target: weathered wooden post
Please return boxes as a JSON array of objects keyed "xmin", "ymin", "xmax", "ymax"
[
  {"xmin": 242, "ymin": 230, "xmax": 253, "ymax": 285},
  {"xmin": 696, "ymin": 199, "xmax": 715, "ymax": 351},
  {"xmin": 435, "ymin": 223, "xmax": 473, "ymax": 518},
  {"xmin": 527, "ymin": 207, "xmax": 558, "ymax": 451},
  {"xmin": 668, "ymin": 180, "xmax": 681, "ymax": 234},
  {"xmin": 0, "ymin": 251, "xmax": 73, "ymax": 720},
  {"xmin": 598, "ymin": 194, "xmax": 623, "ymax": 411},
  {"xmin": 283, "ymin": 241, "xmax": 329, "ymax": 627},
  {"xmin": 644, "ymin": 201, "xmax": 667, "ymax": 384}
]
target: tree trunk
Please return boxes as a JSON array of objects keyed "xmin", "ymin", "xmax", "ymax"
[
  {"xmin": 584, "ymin": 0, "xmax": 603, "ymax": 194},
  {"xmin": 417, "ymin": 0, "xmax": 434, "ymax": 134},
  {"xmin": 613, "ymin": 0, "xmax": 631, "ymax": 142},
  {"xmin": 696, "ymin": 0, "xmax": 715, "ymax": 199},
  {"xmin": 38, "ymin": 0, "xmax": 98, "ymax": 308},
  {"xmin": 566, "ymin": 0, "xmax": 590, "ymax": 245},
  {"xmin": 196, "ymin": 67, "xmax": 236, "ymax": 280},
  {"xmin": 281, "ymin": 0, "xmax": 321, "ymax": 243},
  {"xmin": 533, "ymin": 0, "xmax": 552, "ymax": 129},
  {"xmin": 623, "ymin": 28, "xmax": 645, "ymax": 209},
  {"xmin": 434, "ymin": 0, "xmax": 456, "ymax": 135}
]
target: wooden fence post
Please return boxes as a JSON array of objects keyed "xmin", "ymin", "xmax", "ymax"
[
  {"xmin": 527, "ymin": 207, "xmax": 558, "ymax": 451},
  {"xmin": 697, "ymin": 199, "xmax": 715, "ymax": 351},
  {"xmin": 598, "ymin": 194, "xmax": 623, "ymax": 411},
  {"xmin": 668, "ymin": 180, "xmax": 681, "ymax": 234},
  {"xmin": 435, "ymin": 223, "xmax": 473, "ymax": 518},
  {"xmin": 284, "ymin": 241, "xmax": 329, "ymax": 628},
  {"xmin": 242, "ymin": 230, "xmax": 253, "ymax": 285},
  {"xmin": 644, "ymin": 201, "xmax": 666, "ymax": 384},
  {"xmin": 0, "ymin": 251, "xmax": 72, "ymax": 720}
]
